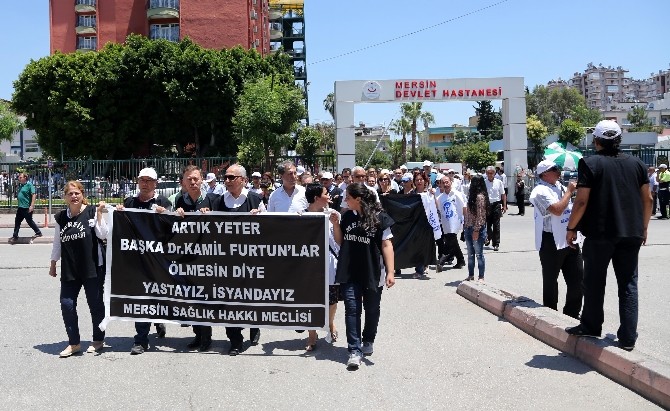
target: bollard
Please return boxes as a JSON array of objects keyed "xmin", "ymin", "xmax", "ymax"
[{"xmin": 44, "ymin": 207, "xmax": 48, "ymax": 228}]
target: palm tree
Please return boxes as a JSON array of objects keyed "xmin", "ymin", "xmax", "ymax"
[
  {"xmin": 400, "ymin": 102, "xmax": 435, "ymax": 161},
  {"xmin": 389, "ymin": 117, "xmax": 411, "ymax": 165},
  {"xmin": 323, "ymin": 92, "xmax": 335, "ymax": 120}
]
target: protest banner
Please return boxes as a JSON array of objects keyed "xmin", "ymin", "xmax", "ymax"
[{"xmin": 101, "ymin": 210, "xmax": 328, "ymax": 330}]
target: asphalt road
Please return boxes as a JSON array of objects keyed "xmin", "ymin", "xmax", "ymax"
[{"xmin": 0, "ymin": 216, "xmax": 663, "ymax": 409}]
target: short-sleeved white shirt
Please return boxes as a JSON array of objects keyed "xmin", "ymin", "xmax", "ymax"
[
  {"xmin": 485, "ymin": 177, "xmax": 505, "ymax": 202},
  {"xmin": 267, "ymin": 184, "xmax": 307, "ymax": 212}
]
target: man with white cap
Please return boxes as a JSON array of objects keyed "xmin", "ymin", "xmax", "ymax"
[
  {"xmin": 205, "ymin": 172, "xmax": 225, "ymax": 195},
  {"xmin": 422, "ymin": 160, "xmax": 438, "ymax": 187},
  {"xmin": 249, "ymin": 171, "xmax": 263, "ymax": 195},
  {"xmin": 529, "ymin": 160, "xmax": 582, "ymax": 318},
  {"xmin": 656, "ymin": 164, "xmax": 670, "ymax": 219},
  {"xmin": 320, "ymin": 171, "xmax": 343, "ymax": 212},
  {"xmin": 117, "ymin": 167, "xmax": 172, "ymax": 353},
  {"xmin": 565, "ymin": 120, "xmax": 651, "ymax": 351}
]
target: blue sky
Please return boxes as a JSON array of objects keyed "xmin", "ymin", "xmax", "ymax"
[{"xmin": 1, "ymin": 0, "xmax": 667, "ymax": 131}]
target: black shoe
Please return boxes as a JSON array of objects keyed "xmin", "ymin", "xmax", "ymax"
[
  {"xmin": 186, "ymin": 337, "xmax": 201, "ymax": 349},
  {"xmin": 565, "ymin": 325, "xmax": 600, "ymax": 338},
  {"xmin": 485, "ymin": 239, "xmax": 490, "ymax": 246},
  {"xmin": 493, "ymin": 245, "xmax": 499, "ymax": 251},
  {"xmin": 452, "ymin": 263, "xmax": 465, "ymax": 269},
  {"xmin": 295, "ymin": 330, "xmax": 305, "ymax": 333},
  {"xmin": 130, "ymin": 343, "xmax": 148, "ymax": 355},
  {"xmin": 250, "ymin": 329, "xmax": 261, "ymax": 345},
  {"xmin": 156, "ymin": 323, "xmax": 166, "ymax": 338},
  {"xmin": 199, "ymin": 337, "xmax": 212, "ymax": 352},
  {"xmin": 618, "ymin": 341, "xmax": 635, "ymax": 352},
  {"xmin": 435, "ymin": 262, "xmax": 443, "ymax": 273},
  {"xmin": 9, "ymin": 237, "xmax": 18, "ymax": 243},
  {"xmin": 33, "ymin": 232, "xmax": 43, "ymax": 238},
  {"xmin": 228, "ymin": 346, "xmax": 241, "ymax": 356}
]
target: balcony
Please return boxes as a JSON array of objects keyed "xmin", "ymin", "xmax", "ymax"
[
  {"xmin": 76, "ymin": 15, "xmax": 97, "ymax": 35},
  {"xmin": 75, "ymin": 0, "xmax": 96, "ymax": 13},
  {"xmin": 77, "ymin": 36, "xmax": 97, "ymax": 52},
  {"xmin": 285, "ymin": 28, "xmax": 304, "ymax": 39},
  {"xmin": 269, "ymin": 9, "xmax": 282, "ymax": 20},
  {"xmin": 147, "ymin": 0, "xmax": 180, "ymax": 20},
  {"xmin": 150, "ymin": 23, "xmax": 180, "ymax": 42},
  {"xmin": 294, "ymin": 66, "xmax": 306, "ymax": 79}
]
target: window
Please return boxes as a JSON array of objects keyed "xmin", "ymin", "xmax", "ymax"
[
  {"xmin": 77, "ymin": 15, "xmax": 96, "ymax": 27},
  {"xmin": 150, "ymin": 23, "xmax": 179, "ymax": 42},
  {"xmin": 149, "ymin": 0, "xmax": 179, "ymax": 8},
  {"xmin": 76, "ymin": 0, "xmax": 96, "ymax": 6},
  {"xmin": 77, "ymin": 36, "xmax": 97, "ymax": 50}
]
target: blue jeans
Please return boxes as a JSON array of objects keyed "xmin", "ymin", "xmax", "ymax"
[
  {"xmin": 341, "ymin": 282, "xmax": 383, "ymax": 354},
  {"xmin": 60, "ymin": 266, "xmax": 105, "ymax": 345},
  {"xmin": 464, "ymin": 226, "xmax": 486, "ymax": 279},
  {"xmin": 581, "ymin": 237, "xmax": 641, "ymax": 345}
]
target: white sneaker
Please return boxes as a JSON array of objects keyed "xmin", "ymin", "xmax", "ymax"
[
  {"xmin": 346, "ymin": 351, "xmax": 362, "ymax": 369},
  {"xmin": 361, "ymin": 342, "xmax": 374, "ymax": 356}
]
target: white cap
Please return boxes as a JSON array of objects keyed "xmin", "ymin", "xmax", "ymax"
[
  {"xmin": 380, "ymin": 168, "xmax": 390, "ymax": 175},
  {"xmin": 138, "ymin": 167, "xmax": 158, "ymax": 180},
  {"xmin": 400, "ymin": 164, "xmax": 408, "ymax": 171},
  {"xmin": 659, "ymin": 164, "xmax": 668, "ymax": 169},
  {"xmin": 296, "ymin": 165, "xmax": 305, "ymax": 176},
  {"xmin": 447, "ymin": 169, "xmax": 455, "ymax": 173},
  {"xmin": 401, "ymin": 172, "xmax": 413, "ymax": 182},
  {"xmin": 423, "ymin": 160, "xmax": 433, "ymax": 167},
  {"xmin": 251, "ymin": 171, "xmax": 262, "ymax": 178},
  {"xmin": 320, "ymin": 171, "xmax": 333, "ymax": 180},
  {"xmin": 536, "ymin": 159, "xmax": 558, "ymax": 175},
  {"xmin": 431, "ymin": 169, "xmax": 437, "ymax": 174},
  {"xmin": 593, "ymin": 120, "xmax": 622, "ymax": 140},
  {"xmin": 205, "ymin": 172, "xmax": 216, "ymax": 183}
]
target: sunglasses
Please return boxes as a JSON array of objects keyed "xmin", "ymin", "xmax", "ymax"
[
  {"xmin": 379, "ymin": 178, "xmax": 390, "ymax": 182},
  {"xmin": 224, "ymin": 175, "xmax": 241, "ymax": 181}
]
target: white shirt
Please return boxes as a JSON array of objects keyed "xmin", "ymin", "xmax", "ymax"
[
  {"xmin": 485, "ymin": 177, "xmax": 505, "ymax": 202},
  {"xmin": 649, "ymin": 172, "xmax": 658, "ymax": 192},
  {"xmin": 267, "ymin": 184, "xmax": 307, "ymax": 212},
  {"xmin": 495, "ymin": 172, "xmax": 507, "ymax": 186},
  {"xmin": 436, "ymin": 190, "xmax": 466, "ymax": 234},
  {"xmin": 207, "ymin": 183, "xmax": 226, "ymax": 195},
  {"xmin": 224, "ymin": 187, "xmax": 267, "ymax": 212}
]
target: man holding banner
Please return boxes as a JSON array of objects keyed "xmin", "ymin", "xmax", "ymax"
[{"xmin": 117, "ymin": 167, "xmax": 172, "ymax": 355}]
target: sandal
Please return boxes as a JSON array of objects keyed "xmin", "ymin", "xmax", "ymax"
[
  {"xmin": 305, "ymin": 340, "xmax": 317, "ymax": 352},
  {"xmin": 331, "ymin": 331, "xmax": 338, "ymax": 342}
]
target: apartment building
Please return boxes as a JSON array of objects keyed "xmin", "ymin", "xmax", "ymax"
[{"xmin": 50, "ymin": 0, "xmax": 271, "ymax": 55}]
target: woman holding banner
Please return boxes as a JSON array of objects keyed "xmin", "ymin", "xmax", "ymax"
[
  {"xmin": 333, "ymin": 183, "xmax": 395, "ymax": 370},
  {"xmin": 304, "ymin": 183, "xmax": 341, "ymax": 351},
  {"xmin": 463, "ymin": 175, "xmax": 490, "ymax": 282},
  {"xmin": 49, "ymin": 181, "xmax": 108, "ymax": 357}
]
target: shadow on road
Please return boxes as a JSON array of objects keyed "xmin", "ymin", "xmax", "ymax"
[{"xmin": 525, "ymin": 354, "xmax": 590, "ymax": 374}]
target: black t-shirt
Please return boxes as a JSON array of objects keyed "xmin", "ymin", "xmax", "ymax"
[
  {"xmin": 335, "ymin": 210, "xmax": 394, "ymax": 289},
  {"xmin": 55, "ymin": 205, "xmax": 101, "ymax": 282},
  {"xmin": 123, "ymin": 194, "xmax": 172, "ymax": 210},
  {"xmin": 577, "ymin": 152, "xmax": 648, "ymax": 239},
  {"xmin": 326, "ymin": 185, "xmax": 343, "ymax": 212}
]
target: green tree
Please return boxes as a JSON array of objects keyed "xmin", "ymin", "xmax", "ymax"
[
  {"xmin": 526, "ymin": 85, "xmax": 594, "ymax": 134},
  {"xmin": 570, "ymin": 105, "xmax": 602, "ymax": 129},
  {"xmin": 323, "ymin": 92, "xmax": 335, "ymax": 120},
  {"xmin": 558, "ymin": 119, "xmax": 585, "ymax": 147},
  {"xmin": 526, "ymin": 114, "xmax": 548, "ymax": 167},
  {"xmin": 312, "ymin": 122, "xmax": 335, "ymax": 153},
  {"xmin": 295, "ymin": 126, "xmax": 323, "ymax": 170},
  {"xmin": 387, "ymin": 139, "xmax": 405, "ymax": 168},
  {"xmin": 233, "ymin": 76, "xmax": 306, "ymax": 171},
  {"xmin": 400, "ymin": 102, "xmax": 434, "ymax": 161},
  {"xmin": 355, "ymin": 140, "xmax": 391, "ymax": 170},
  {"xmin": 0, "ymin": 101, "xmax": 23, "ymax": 144},
  {"xmin": 461, "ymin": 141, "xmax": 497, "ymax": 171},
  {"xmin": 627, "ymin": 106, "xmax": 655, "ymax": 132},
  {"xmin": 418, "ymin": 146, "xmax": 440, "ymax": 164},
  {"xmin": 474, "ymin": 101, "xmax": 502, "ymax": 138},
  {"xmin": 389, "ymin": 117, "xmax": 411, "ymax": 165}
]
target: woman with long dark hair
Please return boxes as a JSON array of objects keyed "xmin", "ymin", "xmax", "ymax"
[
  {"xmin": 464, "ymin": 175, "xmax": 490, "ymax": 281},
  {"xmin": 333, "ymin": 183, "xmax": 395, "ymax": 370}
]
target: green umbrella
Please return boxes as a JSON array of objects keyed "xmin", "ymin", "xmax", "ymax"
[{"xmin": 544, "ymin": 142, "xmax": 583, "ymax": 171}]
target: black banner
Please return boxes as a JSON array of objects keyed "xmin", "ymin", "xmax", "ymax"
[
  {"xmin": 381, "ymin": 194, "xmax": 436, "ymax": 269},
  {"xmin": 105, "ymin": 210, "xmax": 328, "ymax": 330}
]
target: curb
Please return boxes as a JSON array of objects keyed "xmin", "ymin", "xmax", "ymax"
[
  {"xmin": 457, "ymin": 281, "xmax": 670, "ymax": 409},
  {"xmin": 6, "ymin": 237, "xmax": 54, "ymax": 245}
]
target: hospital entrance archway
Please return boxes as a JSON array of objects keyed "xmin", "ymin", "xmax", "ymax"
[{"xmin": 334, "ymin": 77, "xmax": 527, "ymax": 191}]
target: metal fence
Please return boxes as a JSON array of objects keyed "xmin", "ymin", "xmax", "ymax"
[{"xmin": 0, "ymin": 154, "xmax": 336, "ymax": 210}]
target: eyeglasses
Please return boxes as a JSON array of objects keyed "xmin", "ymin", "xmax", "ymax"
[
  {"xmin": 138, "ymin": 178, "xmax": 156, "ymax": 183},
  {"xmin": 353, "ymin": 174, "xmax": 366, "ymax": 179},
  {"xmin": 224, "ymin": 175, "xmax": 241, "ymax": 181},
  {"xmin": 379, "ymin": 178, "xmax": 390, "ymax": 182}
]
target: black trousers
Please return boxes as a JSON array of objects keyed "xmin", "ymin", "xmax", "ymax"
[
  {"xmin": 193, "ymin": 325, "xmax": 212, "ymax": 340},
  {"xmin": 659, "ymin": 188, "xmax": 669, "ymax": 218},
  {"xmin": 442, "ymin": 233, "xmax": 465, "ymax": 265},
  {"xmin": 651, "ymin": 191, "xmax": 657, "ymax": 215},
  {"xmin": 515, "ymin": 193, "xmax": 525, "ymax": 215},
  {"xmin": 538, "ymin": 232, "xmax": 583, "ymax": 318},
  {"xmin": 13, "ymin": 207, "xmax": 42, "ymax": 238},
  {"xmin": 225, "ymin": 327, "xmax": 259, "ymax": 349},
  {"xmin": 486, "ymin": 202, "xmax": 502, "ymax": 246}
]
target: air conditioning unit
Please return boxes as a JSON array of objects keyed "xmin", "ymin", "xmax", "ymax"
[
  {"xmin": 253, "ymin": 25, "xmax": 258, "ymax": 33},
  {"xmin": 253, "ymin": 0, "xmax": 257, "ymax": 4},
  {"xmin": 250, "ymin": 10, "xmax": 258, "ymax": 19}
]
